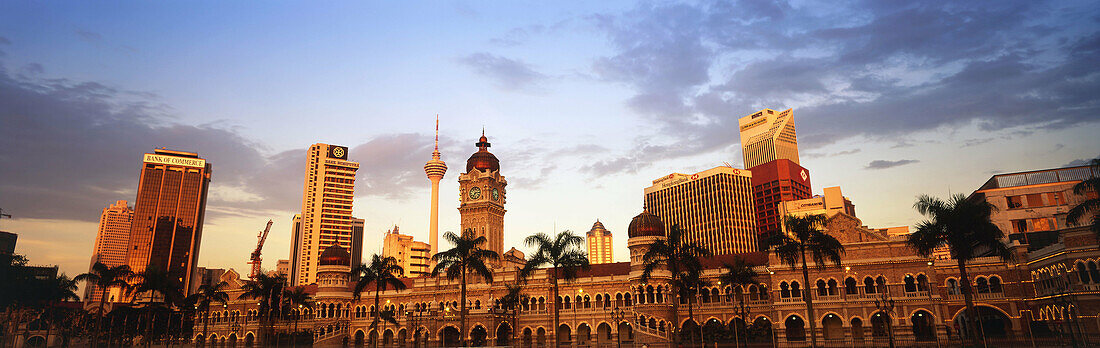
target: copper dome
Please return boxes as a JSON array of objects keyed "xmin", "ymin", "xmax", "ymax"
[
  {"xmin": 466, "ymin": 134, "xmax": 500, "ymax": 172},
  {"xmin": 628, "ymin": 209, "xmax": 665, "ymax": 238},
  {"xmin": 318, "ymin": 245, "xmax": 350, "ymax": 266}
]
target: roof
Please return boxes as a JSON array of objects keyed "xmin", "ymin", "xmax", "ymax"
[{"xmin": 977, "ymin": 165, "xmax": 1096, "ymax": 191}]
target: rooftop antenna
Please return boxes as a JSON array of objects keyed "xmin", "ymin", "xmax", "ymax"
[{"xmin": 434, "ymin": 114, "xmax": 440, "ymax": 152}]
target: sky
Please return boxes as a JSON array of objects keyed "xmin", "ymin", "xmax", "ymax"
[{"xmin": 0, "ymin": 1, "xmax": 1098, "ymax": 297}]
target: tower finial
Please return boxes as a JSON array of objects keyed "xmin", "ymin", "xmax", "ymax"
[
  {"xmin": 434, "ymin": 114, "xmax": 440, "ymax": 151},
  {"xmin": 482, "ymin": 126, "xmax": 485, "ymax": 137}
]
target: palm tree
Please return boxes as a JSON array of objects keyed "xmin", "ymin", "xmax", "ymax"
[
  {"xmin": 678, "ymin": 268, "xmax": 710, "ymax": 345},
  {"xmin": 719, "ymin": 258, "xmax": 758, "ymax": 348},
  {"xmin": 1068, "ymin": 158, "xmax": 1100, "ymax": 238},
  {"xmin": 74, "ymin": 262, "xmax": 135, "ymax": 347},
  {"xmin": 185, "ymin": 281, "xmax": 229, "ymax": 347},
  {"xmin": 40, "ymin": 274, "xmax": 79, "ymax": 348},
  {"xmin": 130, "ymin": 268, "xmax": 185, "ymax": 346},
  {"xmin": 282, "ymin": 286, "xmax": 313, "ymax": 343},
  {"xmin": 521, "ymin": 230, "xmax": 590, "ymax": 342},
  {"xmin": 353, "ymin": 254, "xmax": 406, "ymax": 348},
  {"xmin": 908, "ymin": 194, "xmax": 1012, "ymax": 344},
  {"xmin": 767, "ymin": 214, "xmax": 844, "ymax": 348},
  {"xmin": 639, "ymin": 224, "xmax": 712, "ymax": 346},
  {"xmin": 431, "ymin": 229, "xmax": 500, "ymax": 347},
  {"xmin": 498, "ymin": 283, "xmax": 528, "ymax": 345},
  {"xmin": 238, "ymin": 273, "xmax": 287, "ymax": 345}
]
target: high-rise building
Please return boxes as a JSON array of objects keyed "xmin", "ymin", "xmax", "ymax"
[
  {"xmin": 458, "ymin": 132, "xmax": 507, "ymax": 256},
  {"xmin": 85, "ymin": 200, "xmax": 133, "ymax": 308},
  {"xmin": 586, "ymin": 220, "xmax": 614, "ymax": 264},
  {"xmin": 126, "ymin": 148, "xmax": 211, "ymax": 295},
  {"xmin": 382, "ymin": 226, "xmax": 431, "ymax": 277},
  {"xmin": 970, "ymin": 164, "xmax": 1099, "ymax": 250},
  {"xmin": 0, "ymin": 231, "xmax": 15, "ymax": 256},
  {"xmin": 288, "ymin": 214, "xmax": 302, "ymax": 285},
  {"xmin": 778, "ymin": 186, "xmax": 855, "ymax": 219},
  {"xmin": 424, "ymin": 117, "xmax": 448, "ymax": 261},
  {"xmin": 738, "ymin": 108, "xmax": 799, "ymax": 169},
  {"xmin": 644, "ymin": 166, "xmax": 758, "ymax": 255},
  {"xmin": 292, "ymin": 143, "xmax": 360, "ymax": 286},
  {"xmin": 276, "ymin": 260, "xmax": 290, "ymax": 277},
  {"xmin": 351, "ymin": 218, "xmax": 364, "ymax": 268},
  {"xmin": 750, "ymin": 158, "xmax": 812, "ymax": 241}
]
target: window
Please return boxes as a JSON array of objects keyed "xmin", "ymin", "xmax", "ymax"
[
  {"xmin": 817, "ymin": 280, "xmax": 828, "ymax": 296},
  {"xmin": 1077, "ymin": 262, "xmax": 1091, "ymax": 284},
  {"xmin": 791, "ymin": 281, "xmax": 802, "ymax": 298},
  {"xmin": 1026, "ymin": 194, "xmax": 1044, "ymax": 207},
  {"xmin": 976, "ymin": 277, "xmax": 989, "ymax": 293},
  {"xmin": 947, "ymin": 279, "xmax": 960, "ymax": 295},
  {"xmin": 904, "ymin": 275, "xmax": 917, "ymax": 292},
  {"xmin": 1012, "ymin": 219, "xmax": 1028, "ymax": 233},
  {"xmin": 990, "ymin": 276, "xmax": 1003, "ymax": 293},
  {"xmin": 1050, "ymin": 192, "xmax": 1065, "ymax": 205},
  {"xmin": 845, "ymin": 278, "xmax": 858, "ymax": 295},
  {"xmin": 1007, "ymin": 196, "xmax": 1023, "ymax": 209},
  {"xmin": 1031, "ymin": 218, "xmax": 1054, "ymax": 231},
  {"xmin": 864, "ymin": 277, "xmax": 877, "ymax": 294}
]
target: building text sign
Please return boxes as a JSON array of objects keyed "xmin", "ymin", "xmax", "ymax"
[{"xmin": 144, "ymin": 154, "xmax": 206, "ymax": 168}]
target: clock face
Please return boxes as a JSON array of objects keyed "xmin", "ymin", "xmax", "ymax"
[
  {"xmin": 469, "ymin": 187, "xmax": 482, "ymax": 200},
  {"xmin": 491, "ymin": 188, "xmax": 500, "ymax": 201}
]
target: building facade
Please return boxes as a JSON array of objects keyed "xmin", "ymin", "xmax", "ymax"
[
  {"xmin": 970, "ymin": 165, "xmax": 1098, "ymax": 250},
  {"xmin": 749, "ymin": 159, "xmax": 813, "ymax": 239},
  {"xmin": 738, "ymin": 108, "xmax": 799, "ymax": 169},
  {"xmin": 126, "ymin": 148, "xmax": 211, "ymax": 295},
  {"xmin": 644, "ymin": 166, "xmax": 758, "ymax": 256},
  {"xmin": 85, "ymin": 200, "xmax": 133, "ymax": 308},
  {"xmin": 458, "ymin": 133, "xmax": 507, "ymax": 256},
  {"xmin": 352, "ymin": 218, "xmax": 364, "ymax": 268},
  {"xmin": 586, "ymin": 221, "xmax": 614, "ymax": 265},
  {"xmin": 293, "ymin": 143, "xmax": 360, "ymax": 286},
  {"xmin": 289, "ymin": 214, "xmax": 303, "ymax": 285},
  {"xmin": 382, "ymin": 226, "xmax": 432, "ymax": 278},
  {"xmin": 778, "ymin": 186, "xmax": 855, "ymax": 219}
]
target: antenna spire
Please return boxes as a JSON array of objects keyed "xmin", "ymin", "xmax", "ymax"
[{"xmin": 434, "ymin": 114, "xmax": 440, "ymax": 151}]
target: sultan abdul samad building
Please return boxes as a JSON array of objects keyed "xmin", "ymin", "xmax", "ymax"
[{"xmin": 193, "ymin": 126, "xmax": 1100, "ymax": 347}]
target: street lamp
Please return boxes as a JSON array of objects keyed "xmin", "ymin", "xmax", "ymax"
[
  {"xmin": 607, "ymin": 307, "xmax": 627, "ymax": 348},
  {"xmin": 872, "ymin": 285, "xmax": 896, "ymax": 348}
]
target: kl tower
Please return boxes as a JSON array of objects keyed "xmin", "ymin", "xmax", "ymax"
[{"xmin": 423, "ymin": 116, "xmax": 447, "ymax": 260}]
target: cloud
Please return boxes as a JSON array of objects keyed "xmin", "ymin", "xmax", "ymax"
[
  {"xmin": 75, "ymin": 30, "xmax": 102, "ymax": 42},
  {"xmin": 803, "ymin": 148, "xmax": 861, "ymax": 159},
  {"xmin": 865, "ymin": 159, "xmax": 920, "ymax": 170},
  {"xmin": 1064, "ymin": 156, "xmax": 1099, "ymax": 167},
  {"xmin": 458, "ymin": 53, "xmax": 546, "ymax": 91},
  {"xmin": 0, "ymin": 64, "xmax": 442, "ymax": 222},
  {"xmin": 585, "ymin": 0, "xmax": 1100, "ymax": 174}
]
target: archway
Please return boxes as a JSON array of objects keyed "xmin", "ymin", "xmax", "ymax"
[
  {"xmin": 354, "ymin": 330, "xmax": 365, "ymax": 347},
  {"xmin": 471, "ymin": 325, "xmax": 487, "ymax": 347},
  {"xmin": 556, "ymin": 324, "xmax": 571, "ymax": 347},
  {"xmin": 680, "ymin": 319, "xmax": 700, "ymax": 345},
  {"xmin": 617, "ymin": 322, "xmax": 633, "ymax": 345},
  {"xmin": 523, "ymin": 328, "xmax": 533, "ymax": 348},
  {"xmin": 24, "ymin": 336, "xmax": 45, "ymax": 348},
  {"xmin": 954, "ymin": 306, "xmax": 1012, "ymax": 339},
  {"xmin": 228, "ymin": 333, "xmax": 238, "ymax": 347},
  {"xmin": 399, "ymin": 328, "xmax": 408, "ymax": 347},
  {"xmin": 728, "ymin": 317, "xmax": 748, "ymax": 345},
  {"xmin": 702, "ymin": 318, "xmax": 725, "ymax": 343},
  {"xmin": 537, "ymin": 327, "xmax": 547, "ymax": 348},
  {"xmin": 851, "ymin": 318, "xmax": 864, "ymax": 341},
  {"xmin": 911, "ymin": 310, "xmax": 936, "ymax": 341},
  {"xmin": 442, "ymin": 326, "xmax": 461, "ymax": 347},
  {"xmin": 496, "ymin": 323, "xmax": 512, "ymax": 347},
  {"xmin": 576, "ymin": 323, "xmax": 591, "ymax": 347},
  {"xmin": 751, "ymin": 317, "xmax": 773, "ymax": 343},
  {"xmin": 195, "ymin": 334, "xmax": 205, "ymax": 345},
  {"xmin": 384, "ymin": 329, "xmax": 395, "ymax": 346},
  {"xmin": 415, "ymin": 327, "xmax": 428, "ymax": 348},
  {"xmin": 369, "ymin": 330, "xmax": 379, "ymax": 347},
  {"xmin": 245, "ymin": 333, "xmax": 255, "ymax": 347},
  {"xmin": 784, "ymin": 315, "xmax": 806, "ymax": 342},
  {"xmin": 596, "ymin": 323, "xmax": 613, "ymax": 347},
  {"xmin": 871, "ymin": 312, "xmax": 890, "ymax": 338},
  {"xmin": 822, "ymin": 314, "xmax": 843, "ymax": 340}
]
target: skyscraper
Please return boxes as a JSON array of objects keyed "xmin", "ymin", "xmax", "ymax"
[
  {"xmin": 424, "ymin": 117, "xmax": 447, "ymax": 260},
  {"xmin": 351, "ymin": 218, "xmax": 364, "ymax": 269},
  {"xmin": 738, "ymin": 108, "xmax": 799, "ymax": 169},
  {"xmin": 750, "ymin": 159, "xmax": 812, "ymax": 238},
  {"xmin": 586, "ymin": 220, "xmax": 614, "ymax": 264},
  {"xmin": 126, "ymin": 148, "xmax": 211, "ymax": 295},
  {"xmin": 458, "ymin": 132, "xmax": 507, "ymax": 256},
  {"xmin": 644, "ymin": 166, "xmax": 758, "ymax": 255},
  {"xmin": 288, "ymin": 214, "xmax": 302, "ymax": 285},
  {"xmin": 85, "ymin": 200, "xmax": 133, "ymax": 308},
  {"xmin": 382, "ymin": 225, "xmax": 431, "ymax": 277},
  {"xmin": 292, "ymin": 143, "xmax": 359, "ymax": 286}
]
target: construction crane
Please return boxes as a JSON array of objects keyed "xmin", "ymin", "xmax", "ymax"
[{"xmin": 249, "ymin": 220, "xmax": 274, "ymax": 279}]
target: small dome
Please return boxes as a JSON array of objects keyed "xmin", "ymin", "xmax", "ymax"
[
  {"xmin": 628, "ymin": 209, "xmax": 665, "ymax": 238},
  {"xmin": 466, "ymin": 134, "xmax": 500, "ymax": 172},
  {"xmin": 591, "ymin": 220, "xmax": 607, "ymax": 231},
  {"xmin": 318, "ymin": 245, "xmax": 350, "ymax": 266}
]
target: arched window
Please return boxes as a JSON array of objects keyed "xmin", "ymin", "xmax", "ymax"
[
  {"xmin": 990, "ymin": 276, "xmax": 1003, "ymax": 293},
  {"xmin": 816, "ymin": 280, "xmax": 828, "ymax": 296},
  {"xmin": 1077, "ymin": 262, "xmax": 1091, "ymax": 283},
  {"xmin": 1089, "ymin": 261, "xmax": 1100, "ymax": 283},
  {"xmin": 712, "ymin": 288, "xmax": 721, "ymax": 303},
  {"xmin": 646, "ymin": 286, "xmax": 655, "ymax": 304},
  {"xmin": 947, "ymin": 279, "xmax": 960, "ymax": 295},
  {"xmin": 759, "ymin": 284, "xmax": 769, "ymax": 300},
  {"xmin": 583, "ymin": 295, "xmax": 591, "ymax": 308},
  {"xmin": 904, "ymin": 275, "xmax": 917, "ymax": 292},
  {"xmin": 976, "ymin": 277, "xmax": 989, "ymax": 293},
  {"xmin": 780, "ymin": 282, "xmax": 791, "ymax": 298},
  {"xmin": 616, "ymin": 293, "xmax": 624, "ymax": 307},
  {"xmin": 563, "ymin": 296, "xmax": 571, "ymax": 309},
  {"xmin": 475, "ymin": 300, "xmax": 481, "ymax": 309},
  {"xmin": 749, "ymin": 285, "xmax": 759, "ymax": 300},
  {"xmin": 827, "ymin": 279, "xmax": 838, "ymax": 296},
  {"xmin": 917, "ymin": 274, "xmax": 929, "ymax": 291},
  {"xmin": 875, "ymin": 276, "xmax": 887, "ymax": 293},
  {"xmin": 656, "ymin": 286, "xmax": 664, "ymax": 304},
  {"xmin": 845, "ymin": 277, "xmax": 858, "ymax": 295},
  {"xmin": 622, "ymin": 293, "xmax": 630, "ymax": 307},
  {"xmin": 791, "ymin": 281, "xmax": 802, "ymax": 298},
  {"xmin": 864, "ymin": 277, "xmax": 876, "ymax": 294},
  {"xmin": 595, "ymin": 294, "xmax": 603, "ymax": 308}
]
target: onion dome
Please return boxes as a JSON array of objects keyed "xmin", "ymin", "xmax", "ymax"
[
  {"xmin": 318, "ymin": 245, "xmax": 350, "ymax": 266},
  {"xmin": 466, "ymin": 132, "xmax": 500, "ymax": 172},
  {"xmin": 628, "ymin": 209, "xmax": 665, "ymax": 238}
]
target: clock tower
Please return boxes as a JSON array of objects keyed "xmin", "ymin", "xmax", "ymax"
[{"xmin": 458, "ymin": 131, "xmax": 507, "ymax": 256}]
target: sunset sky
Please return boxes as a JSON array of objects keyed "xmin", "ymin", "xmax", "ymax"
[{"xmin": 0, "ymin": 1, "xmax": 1097, "ymax": 297}]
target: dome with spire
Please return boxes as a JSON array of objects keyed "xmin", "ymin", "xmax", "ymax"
[
  {"xmin": 466, "ymin": 132, "xmax": 500, "ymax": 172},
  {"xmin": 318, "ymin": 245, "xmax": 350, "ymax": 266},
  {"xmin": 628, "ymin": 209, "xmax": 665, "ymax": 238}
]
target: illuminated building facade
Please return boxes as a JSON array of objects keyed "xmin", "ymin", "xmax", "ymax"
[
  {"xmin": 289, "ymin": 214, "xmax": 303, "ymax": 285},
  {"xmin": 778, "ymin": 186, "xmax": 855, "ymax": 219},
  {"xmin": 126, "ymin": 148, "xmax": 211, "ymax": 295},
  {"xmin": 85, "ymin": 200, "xmax": 133, "ymax": 308},
  {"xmin": 644, "ymin": 166, "xmax": 758, "ymax": 255},
  {"xmin": 351, "ymin": 218, "xmax": 364, "ymax": 268},
  {"xmin": 738, "ymin": 108, "xmax": 799, "ymax": 169},
  {"xmin": 750, "ymin": 159, "xmax": 812, "ymax": 240},
  {"xmin": 382, "ymin": 226, "xmax": 431, "ymax": 278},
  {"xmin": 458, "ymin": 133, "xmax": 507, "ymax": 256},
  {"xmin": 970, "ymin": 165, "xmax": 1099, "ymax": 250},
  {"xmin": 586, "ymin": 220, "xmax": 614, "ymax": 264},
  {"xmin": 292, "ymin": 143, "xmax": 360, "ymax": 286}
]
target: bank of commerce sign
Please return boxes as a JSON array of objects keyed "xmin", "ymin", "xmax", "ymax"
[{"xmin": 143, "ymin": 154, "xmax": 206, "ymax": 168}]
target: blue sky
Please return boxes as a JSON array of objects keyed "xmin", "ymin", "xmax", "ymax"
[{"xmin": 1, "ymin": 1, "xmax": 1098, "ymax": 291}]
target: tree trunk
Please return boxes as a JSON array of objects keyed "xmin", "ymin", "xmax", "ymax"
[
  {"xmin": 97, "ymin": 287, "xmax": 110, "ymax": 348},
  {"xmin": 800, "ymin": 246, "xmax": 818, "ymax": 348},
  {"xmin": 374, "ymin": 283, "xmax": 382, "ymax": 348},
  {"xmin": 202, "ymin": 307, "xmax": 210, "ymax": 348},
  {"xmin": 551, "ymin": 266, "xmax": 559, "ymax": 343},
  {"xmin": 461, "ymin": 264, "xmax": 468, "ymax": 347},
  {"xmin": 957, "ymin": 259, "xmax": 982, "ymax": 345}
]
